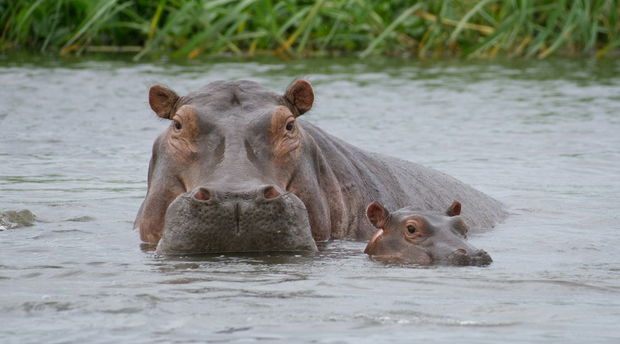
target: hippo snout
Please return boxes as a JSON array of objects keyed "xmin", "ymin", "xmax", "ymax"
[
  {"xmin": 156, "ymin": 185, "xmax": 317, "ymax": 255},
  {"xmin": 446, "ymin": 249, "xmax": 492, "ymax": 266},
  {"xmin": 472, "ymin": 249, "xmax": 493, "ymax": 266}
]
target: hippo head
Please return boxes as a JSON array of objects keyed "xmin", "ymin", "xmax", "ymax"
[
  {"xmin": 364, "ymin": 201, "xmax": 492, "ymax": 266},
  {"xmin": 134, "ymin": 80, "xmax": 318, "ymax": 254}
]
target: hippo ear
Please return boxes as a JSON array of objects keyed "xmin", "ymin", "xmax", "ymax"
[
  {"xmin": 446, "ymin": 201, "xmax": 461, "ymax": 217},
  {"xmin": 149, "ymin": 84, "xmax": 179, "ymax": 119},
  {"xmin": 366, "ymin": 201, "xmax": 389, "ymax": 228},
  {"xmin": 284, "ymin": 79, "xmax": 314, "ymax": 116}
]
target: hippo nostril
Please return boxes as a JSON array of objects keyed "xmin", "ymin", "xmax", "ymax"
[
  {"xmin": 455, "ymin": 248, "xmax": 467, "ymax": 255},
  {"xmin": 193, "ymin": 188, "xmax": 211, "ymax": 201},
  {"xmin": 263, "ymin": 186, "xmax": 281, "ymax": 200},
  {"xmin": 473, "ymin": 249, "xmax": 493, "ymax": 266}
]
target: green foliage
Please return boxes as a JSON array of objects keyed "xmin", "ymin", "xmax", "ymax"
[{"xmin": 1, "ymin": 0, "xmax": 618, "ymax": 59}]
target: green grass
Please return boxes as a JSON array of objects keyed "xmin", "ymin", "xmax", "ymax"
[{"xmin": 1, "ymin": 0, "xmax": 618, "ymax": 60}]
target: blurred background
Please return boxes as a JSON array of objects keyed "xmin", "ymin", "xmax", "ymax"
[{"xmin": 1, "ymin": 0, "xmax": 618, "ymax": 60}]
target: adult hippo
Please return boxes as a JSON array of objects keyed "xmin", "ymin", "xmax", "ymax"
[
  {"xmin": 134, "ymin": 79, "xmax": 505, "ymax": 254},
  {"xmin": 364, "ymin": 201, "xmax": 493, "ymax": 266}
]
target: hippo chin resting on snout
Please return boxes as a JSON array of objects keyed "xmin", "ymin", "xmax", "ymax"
[
  {"xmin": 364, "ymin": 201, "xmax": 492, "ymax": 266},
  {"xmin": 134, "ymin": 79, "xmax": 505, "ymax": 255}
]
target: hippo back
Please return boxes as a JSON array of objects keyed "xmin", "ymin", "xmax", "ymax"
[{"xmin": 300, "ymin": 121, "xmax": 505, "ymax": 239}]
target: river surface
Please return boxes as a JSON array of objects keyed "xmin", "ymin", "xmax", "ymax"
[{"xmin": 1, "ymin": 56, "xmax": 619, "ymax": 343}]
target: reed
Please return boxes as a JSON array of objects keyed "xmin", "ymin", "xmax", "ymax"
[{"xmin": 1, "ymin": 0, "xmax": 618, "ymax": 59}]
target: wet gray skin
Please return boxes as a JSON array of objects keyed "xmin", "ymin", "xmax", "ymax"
[
  {"xmin": 134, "ymin": 79, "xmax": 505, "ymax": 255},
  {"xmin": 157, "ymin": 187, "xmax": 316, "ymax": 254},
  {"xmin": 364, "ymin": 201, "xmax": 492, "ymax": 266}
]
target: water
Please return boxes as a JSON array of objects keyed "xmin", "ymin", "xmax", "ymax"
[{"xmin": 1, "ymin": 56, "xmax": 619, "ymax": 343}]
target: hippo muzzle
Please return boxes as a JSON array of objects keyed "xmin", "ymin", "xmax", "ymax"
[
  {"xmin": 364, "ymin": 231, "xmax": 492, "ymax": 266},
  {"xmin": 445, "ymin": 248, "xmax": 492, "ymax": 266},
  {"xmin": 156, "ymin": 185, "xmax": 317, "ymax": 255}
]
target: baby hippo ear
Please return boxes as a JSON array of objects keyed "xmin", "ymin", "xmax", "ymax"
[
  {"xmin": 446, "ymin": 201, "xmax": 461, "ymax": 217},
  {"xmin": 284, "ymin": 79, "xmax": 314, "ymax": 116},
  {"xmin": 149, "ymin": 84, "xmax": 179, "ymax": 119},
  {"xmin": 366, "ymin": 201, "xmax": 389, "ymax": 228}
]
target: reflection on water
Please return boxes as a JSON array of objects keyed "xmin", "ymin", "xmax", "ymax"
[{"xmin": 1, "ymin": 56, "xmax": 619, "ymax": 343}]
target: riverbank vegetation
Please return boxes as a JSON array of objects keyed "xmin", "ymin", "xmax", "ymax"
[{"xmin": 1, "ymin": 0, "xmax": 618, "ymax": 60}]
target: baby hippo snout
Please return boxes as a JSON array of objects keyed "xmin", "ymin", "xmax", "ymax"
[{"xmin": 446, "ymin": 249, "xmax": 493, "ymax": 266}]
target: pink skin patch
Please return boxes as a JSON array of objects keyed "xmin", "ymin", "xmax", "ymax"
[
  {"xmin": 364, "ymin": 229, "xmax": 384, "ymax": 254},
  {"xmin": 194, "ymin": 189, "xmax": 210, "ymax": 201},
  {"xmin": 263, "ymin": 186, "xmax": 281, "ymax": 199}
]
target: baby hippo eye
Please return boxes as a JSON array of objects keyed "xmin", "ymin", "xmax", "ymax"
[
  {"xmin": 285, "ymin": 121, "xmax": 294, "ymax": 131},
  {"xmin": 407, "ymin": 225, "xmax": 416, "ymax": 233},
  {"xmin": 173, "ymin": 120, "xmax": 182, "ymax": 131}
]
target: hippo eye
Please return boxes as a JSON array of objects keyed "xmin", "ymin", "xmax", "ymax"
[
  {"xmin": 173, "ymin": 120, "xmax": 182, "ymax": 131},
  {"xmin": 407, "ymin": 225, "xmax": 416, "ymax": 234},
  {"xmin": 285, "ymin": 121, "xmax": 294, "ymax": 131}
]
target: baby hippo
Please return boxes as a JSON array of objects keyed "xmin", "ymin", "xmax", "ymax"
[{"xmin": 364, "ymin": 201, "xmax": 492, "ymax": 266}]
